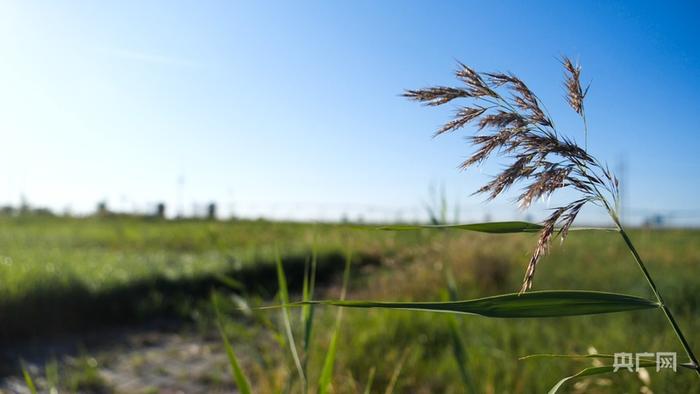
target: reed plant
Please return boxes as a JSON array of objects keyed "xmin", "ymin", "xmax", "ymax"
[{"xmin": 313, "ymin": 57, "xmax": 699, "ymax": 391}]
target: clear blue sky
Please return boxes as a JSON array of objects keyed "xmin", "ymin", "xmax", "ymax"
[{"xmin": 1, "ymin": 1, "xmax": 698, "ymax": 224}]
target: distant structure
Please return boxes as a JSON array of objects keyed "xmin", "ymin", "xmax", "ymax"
[
  {"xmin": 207, "ymin": 202, "xmax": 217, "ymax": 220},
  {"xmin": 155, "ymin": 203, "xmax": 166, "ymax": 219},
  {"xmin": 643, "ymin": 214, "xmax": 665, "ymax": 228},
  {"xmin": 96, "ymin": 201, "xmax": 109, "ymax": 216}
]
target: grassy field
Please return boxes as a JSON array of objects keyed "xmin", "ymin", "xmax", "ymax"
[
  {"xmin": 1, "ymin": 215, "xmax": 699, "ymax": 393},
  {"xmin": 0, "ymin": 215, "xmax": 390, "ymax": 340}
]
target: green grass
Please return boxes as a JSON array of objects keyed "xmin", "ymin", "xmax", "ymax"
[
  {"xmin": 2, "ymin": 215, "xmax": 699, "ymax": 392},
  {"xmin": 217, "ymin": 228, "xmax": 700, "ymax": 393},
  {"xmin": 0, "ymin": 215, "xmax": 392, "ymax": 340}
]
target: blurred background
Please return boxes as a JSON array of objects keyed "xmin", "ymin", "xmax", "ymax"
[
  {"xmin": 2, "ymin": 1, "xmax": 699, "ymax": 226},
  {"xmin": 0, "ymin": 1, "xmax": 698, "ymax": 393}
]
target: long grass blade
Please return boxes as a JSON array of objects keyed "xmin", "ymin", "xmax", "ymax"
[
  {"xmin": 376, "ymin": 221, "xmax": 542, "ymax": 233},
  {"xmin": 447, "ymin": 318, "xmax": 475, "ymax": 390},
  {"xmin": 302, "ymin": 248, "xmax": 318, "ymax": 355},
  {"xmin": 212, "ymin": 294, "xmax": 253, "ymax": 394},
  {"xmin": 301, "ymin": 247, "xmax": 318, "ymax": 392},
  {"xmin": 297, "ymin": 291, "xmax": 658, "ymax": 318},
  {"xmin": 276, "ymin": 251, "xmax": 306, "ymax": 388},
  {"xmin": 363, "ymin": 367, "xmax": 376, "ymax": 394},
  {"xmin": 352, "ymin": 222, "xmax": 614, "ymax": 233},
  {"xmin": 444, "ymin": 268, "xmax": 477, "ymax": 393},
  {"xmin": 318, "ymin": 322, "xmax": 340, "ymax": 394},
  {"xmin": 20, "ymin": 361, "xmax": 37, "ymax": 394},
  {"xmin": 301, "ymin": 256, "xmax": 310, "ymax": 324},
  {"xmin": 318, "ymin": 249, "xmax": 352, "ymax": 394},
  {"xmin": 548, "ymin": 361, "xmax": 655, "ymax": 394},
  {"xmin": 384, "ymin": 348, "xmax": 409, "ymax": 394}
]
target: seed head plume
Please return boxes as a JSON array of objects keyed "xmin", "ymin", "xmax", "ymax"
[
  {"xmin": 404, "ymin": 59, "xmax": 618, "ymax": 292},
  {"xmin": 562, "ymin": 57, "xmax": 588, "ymax": 115}
]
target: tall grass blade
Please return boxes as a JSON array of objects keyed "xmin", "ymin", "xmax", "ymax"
[
  {"xmin": 301, "ymin": 247, "xmax": 318, "ymax": 391},
  {"xmin": 301, "ymin": 256, "xmax": 310, "ymax": 324},
  {"xmin": 212, "ymin": 294, "xmax": 253, "ymax": 394},
  {"xmin": 318, "ymin": 249, "xmax": 352, "ymax": 394},
  {"xmin": 377, "ymin": 221, "xmax": 542, "ymax": 233},
  {"xmin": 276, "ymin": 251, "xmax": 306, "ymax": 388},
  {"xmin": 318, "ymin": 322, "xmax": 339, "ymax": 394},
  {"xmin": 20, "ymin": 361, "xmax": 37, "ymax": 394},
  {"xmin": 548, "ymin": 362, "xmax": 655, "ymax": 394},
  {"xmin": 302, "ymin": 248, "xmax": 318, "ymax": 356},
  {"xmin": 444, "ymin": 268, "xmax": 478, "ymax": 393},
  {"xmin": 363, "ymin": 367, "xmax": 376, "ymax": 394},
  {"xmin": 447, "ymin": 318, "xmax": 476, "ymax": 391},
  {"xmin": 299, "ymin": 291, "xmax": 658, "ymax": 318},
  {"xmin": 424, "ymin": 182, "xmax": 449, "ymax": 225},
  {"xmin": 374, "ymin": 222, "xmax": 614, "ymax": 233},
  {"xmin": 384, "ymin": 348, "xmax": 409, "ymax": 394}
]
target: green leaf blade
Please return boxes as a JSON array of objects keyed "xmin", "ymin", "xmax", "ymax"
[
  {"xmin": 306, "ymin": 291, "xmax": 658, "ymax": 318},
  {"xmin": 351, "ymin": 221, "xmax": 614, "ymax": 233},
  {"xmin": 219, "ymin": 327, "xmax": 253, "ymax": 394},
  {"xmin": 20, "ymin": 361, "xmax": 37, "ymax": 394},
  {"xmin": 318, "ymin": 249, "xmax": 353, "ymax": 394},
  {"xmin": 275, "ymin": 251, "xmax": 306, "ymax": 388},
  {"xmin": 363, "ymin": 367, "xmax": 376, "ymax": 394},
  {"xmin": 444, "ymin": 267, "xmax": 477, "ymax": 394},
  {"xmin": 376, "ymin": 221, "xmax": 543, "ymax": 233},
  {"xmin": 212, "ymin": 295, "xmax": 253, "ymax": 394}
]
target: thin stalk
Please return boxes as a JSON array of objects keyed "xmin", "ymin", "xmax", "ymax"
[
  {"xmin": 610, "ymin": 213, "xmax": 700, "ymax": 376},
  {"xmin": 582, "ymin": 109, "xmax": 588, "ymax": 152}
]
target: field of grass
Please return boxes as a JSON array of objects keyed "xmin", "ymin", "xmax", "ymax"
[
  {"xmin": 0, "ymin": 215, "xmax": 391, "ymax": 341},
  {"xmin": 1, "ymin": 215, "xmax": 699, "ymax": 393}
]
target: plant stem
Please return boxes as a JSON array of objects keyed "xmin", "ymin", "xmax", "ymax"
[
  {"xmin": 611, "ymin": 214, "xmax": 700, "ymax": 376},
  {"xmin": 582, "ymin": 109, "xmax": 588, "ymax": 152}
]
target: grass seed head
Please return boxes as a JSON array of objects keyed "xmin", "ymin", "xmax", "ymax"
[
  {"xmin": 562, "ymin": 56, "xmax": 588, "ymax": 116},
  {"xmin": 407, "ymin": 57, "xmax": 618, "ymax": 291}
]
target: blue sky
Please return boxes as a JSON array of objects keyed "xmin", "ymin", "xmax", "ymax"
[{"xmin": 0, "ymin": 1, "xmax": 698, "ymax": 224}]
